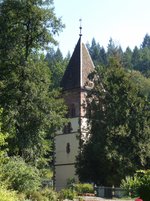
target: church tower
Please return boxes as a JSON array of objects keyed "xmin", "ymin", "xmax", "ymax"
[{"xmin": 54, "ymin": 31, "xmax": 95, "ymax": 190}]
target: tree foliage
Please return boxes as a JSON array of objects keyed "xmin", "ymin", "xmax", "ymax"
[
  {"xmin": 86, "ymin": 38, "xmax": 107, "ymax": 66},
  {"xmin": 130, "ymin": 70, "xmax": 150, "ymax": 99},
  {"xmin": 0, "ymin": 0, "xmax": 64, "ymax": 61},
  {"xmin": 0, "ymin": 186, "xmax": 18, "ymax": 201},
  {"xmin": 87, "ymin": 34, "xmax": 150, "ymax": 77},
  {"xmin": 45, "ymin": 47, "xmax": 69, "ymax": 88},
  {"xmin": 121, "ymin": 170, "xmax": 150, "ymax": 201},
  {"xmin": 0, "ymin": 108, "xmax": 8, "ymax": 163},
  {"xmin": 0, "ymin": 156, "xmax": 41, "ymax": 193},
  {"xmin": 76, "ymin": 59, "xmax": 150, "ymax": 186},
  {"xmin": 0, "ymin": 0, "xmax": 67, "ymax": 165},
  {"xmin": 141, "ymin": 33, "xmax": 150, "ymax": 49}
]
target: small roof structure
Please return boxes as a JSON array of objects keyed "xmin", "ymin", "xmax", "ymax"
[{"xmin": 60, "ymin": 36, "xmax": 95, "ymax": 90}]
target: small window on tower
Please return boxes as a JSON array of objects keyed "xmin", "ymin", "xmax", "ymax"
[
  {"xmin": 63, "ymin": 122, "xmax": 72, "ymax": 134},
  {"xmin": 66, "ymin": 143, "xmax": 70, "ymax": 154}
]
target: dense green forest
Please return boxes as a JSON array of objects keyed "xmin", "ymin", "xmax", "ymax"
[
  {"xmin": 87, "ymin": 35, "xmax": 150, "ymax": 77},
  {"xmin": 0, "ymin": 0, "xmax": 150, "ymax": 199}
]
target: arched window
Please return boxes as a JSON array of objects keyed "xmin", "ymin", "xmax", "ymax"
[
  {"xmin": 63, "ymin": 122, "xmax": 72, "ymax": 134},
  {"xmin": 66, "ymin": 143, "xmax": 70, "ymax": 154}
]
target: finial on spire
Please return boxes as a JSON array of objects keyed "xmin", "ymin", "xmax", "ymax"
[{"xmin": 79, "ymin": 18, "xmax": 82, "ymax": 37}]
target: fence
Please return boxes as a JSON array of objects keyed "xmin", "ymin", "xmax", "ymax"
[{"xmin": 96, "ymin": 186, "xmax": 127, "ymax": 199}]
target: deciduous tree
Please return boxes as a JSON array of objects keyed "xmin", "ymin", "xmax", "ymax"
[
  {"xmin": 45, "ymin": 48, "xmax": 69, "ymax": 88},
  {"xmin": 0, "ymin": 0, "xmax": 67, "ymax": 165},
  {"xmin": 76, "ymin": 59, "xmax": 150, "ymax": 186}
]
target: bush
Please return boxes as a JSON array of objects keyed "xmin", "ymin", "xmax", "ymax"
[
  {"xmin": 138, "ymin": 185, "xmax": 150, "ymax": 201},
  {"xmin": 59, "ymin": 188, "xmax": 77, "ymax": 200},
  {"xmin": 136, "ymin": 170, "xmax": 150, "ymax": 201},
  {"xmin": 58, "ymin": 183, "xmax": 94, "ymax": 200},
  {"xmin": 17, "ymin": 193, "xmax": 26, "ymax": 201},
  {"xmin": 121, "ymin": 169, "xmax": 150, "ymax": 200},
  {"xmin": 21, "ymin": 199, "xmax": 32, "ymax": 201},
  {"xmin": 26, "ymin": 188, "xmax": 58, "ymax": 201},
  {"xmin": 27, "ymin": 191, "xmax": 45, "ymax": 201},
  {"xmin": 41, "ymin": 188, "xmax": 58, "ymax": 201},
  {"xmin": 0, "ymin": 186, "xmax": 18, "ymax": 201},
  {"xmin": 74, "ymin": 183, "xmax": 94, "ymax": 194},
  {"xmin": 121, "ymin": 175, "xmax": 140, "ymax": 197},
  {"xmin": 0, "ymin": 157, "xmax": 41, "ymax": 193},
  {"xmin": 0, "ymin": 108, "xmax": 8, "ymax": 164}
]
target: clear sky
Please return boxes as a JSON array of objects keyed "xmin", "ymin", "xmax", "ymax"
[{"xmin": 54, "ymin": 0, "xmax": 150, "ymax": 56}]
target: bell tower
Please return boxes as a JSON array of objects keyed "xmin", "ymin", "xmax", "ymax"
[{"xmin": 54, "ymin": 29, "xmax": 95, "ymax": 190}]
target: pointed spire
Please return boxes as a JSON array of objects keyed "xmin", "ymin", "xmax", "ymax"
[
  {"xmin": 60, "ymin": 23, "xmax": 95, "ymax": 90},
  {"xmin": 79, "ymin": 19, "xmax": 82, "ymax": 37}
]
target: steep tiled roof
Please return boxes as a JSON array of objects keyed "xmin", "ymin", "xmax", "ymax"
[{"xmin": 60, "ymin": 37, "xmax": 94, "ymax": 90}]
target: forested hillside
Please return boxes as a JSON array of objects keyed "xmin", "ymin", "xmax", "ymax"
[{"xmin": 87, "ymin": 34, "xmax": 150, "ymax": 77}]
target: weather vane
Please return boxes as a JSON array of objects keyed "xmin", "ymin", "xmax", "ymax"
[{"xmin": 79, "ymin": 18, "xmax": 82, "ymax": 37}]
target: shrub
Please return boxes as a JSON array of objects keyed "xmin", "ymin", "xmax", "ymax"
[
  {"xmin": 26, "ymin": 188, "xmax": 58, "ymax": 201},
  {"xmin": 0, "ymin": 186, "xmax": 18, "ymax": 201},
  {"xmin": 59, "ymin": 188, "xmax": 77, "ymax": 200},
  {"xmin": 27, "ymin": 191, "xmax": 45, "ymax": 201},
  {"xmin": 121, "ymin": 175, "xmax": 140, "ymax": 197},
  {"xmin": 74, "ymin": 183, "xmax": 94, "ymax": 194},
  {"xmin": 121, "ymin": 169, "xmax": 150, "ymax": 200},
  {"xmin": 136, "ymin": 170, "xmax": 150, "ymax": 201},
  {"xmin": 41, "ymin": 188, "xmax": 58, "ymax": 201},
  {"xmin": 23, "ymin": 200, "xmax": 32, "ymax": 201},
  {"xmin": 0, "ymin": 108, "xmax": 8, "ymax": 164},
  {"xmin": 0, "ymin": 157, "xmax": 41, "ymax": 193},
  {"xmin": 17, "ymin": 193, "xmax": 26, "ymax": 201},
  {"xmin": 66, "ymin": 177, "xmax": 76, "ymax": 189}
]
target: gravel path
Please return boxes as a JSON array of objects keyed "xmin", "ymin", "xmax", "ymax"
[
  {"xmin": 81, "ymin": 196, "xmax": 134, "ymax": 201},
  {"xmin": 64, "ymin": 196, "xmax": 134, "ymax": 201}
]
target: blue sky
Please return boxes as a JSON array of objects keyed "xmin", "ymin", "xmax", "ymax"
[{"xmin": 54, "ymin": 0, "xmax": 150, "ymax": 56}]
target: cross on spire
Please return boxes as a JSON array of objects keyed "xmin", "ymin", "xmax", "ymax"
[{"xmin": 79, "ymin": 18, "xmax": 82, "ymax": 37}]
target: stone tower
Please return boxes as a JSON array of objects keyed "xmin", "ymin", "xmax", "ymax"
[{"xmin": 54, "ymin": 35, "xmax": 95, "ymax": 190}]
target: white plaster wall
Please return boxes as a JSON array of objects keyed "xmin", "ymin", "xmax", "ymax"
[
  {"xmin": 55, "ymin": 117, "xmax": 88, "ymax": 190},
  {"xmin": 55, "ymin": 165, "xmax": 78, "ymax": 191},
  {"xmin": 55, "ymin": 117, "xmax": 80, "ymax": 190},
  {"xmin": 55, "ymin": 132, "xmax": 79, "ymax": 164},
  {"xmin": 55, "ymin": 117, "xmax": 80, "ymax": 165},
  {"xmin": 71, "ymin": 117, "xmax": 80, "ymax": 132}
]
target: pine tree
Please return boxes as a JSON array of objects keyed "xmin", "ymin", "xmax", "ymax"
[
  {"xmin": 141, "ymin": 34, "xmax": 150, "ymax": 49},
  {"xmin": 122, "ymin": 47, "xmax": 132, "ymax": 69}
]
